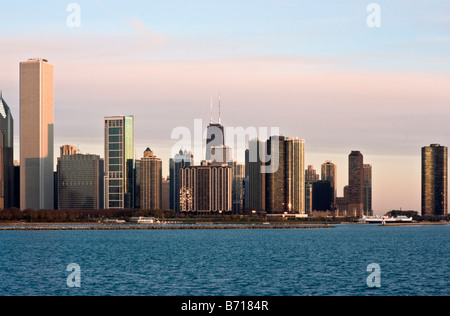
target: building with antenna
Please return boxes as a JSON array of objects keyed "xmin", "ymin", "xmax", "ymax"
[{"xmin": 206, "ymin": 96, "xmax": 225, "ymax": 162}]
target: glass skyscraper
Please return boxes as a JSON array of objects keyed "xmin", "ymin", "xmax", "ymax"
[
  {"xmin": 104, "ymin": 116, "xmax": 134, "ymax": 209},
  {"xmin": 0, "ymin": 93, "xmax": 14, "ymax": 209}
]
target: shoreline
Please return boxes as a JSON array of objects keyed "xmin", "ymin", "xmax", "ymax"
[{"xmin": 0, "ymin": 223, "xmax": 334, "ymax": 231}]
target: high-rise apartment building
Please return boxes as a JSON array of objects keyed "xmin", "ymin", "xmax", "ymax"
[
  {"xmin": 0, "ymin": 93, "xmax": 14, "ymax": 209},
  {"xmin": 140, "ymin": 148, "xmax": 162, "ymax": 210},
  {"xmin": 104, "ymin": 116, "xmax": 134, "ymax": 209},
  {"xmin": 321, "ymin": 161, "xmax": 337, "ymax": 206},
  {"xmin": 179, "ymin": 162, "xmax": 232, "ymax": 213},
  {"xmin": 285, "ymin": 137, "xmax": 305, "ymax": 214},
  {"xmin": 229, "ymin": 161, "xmax": 245, "ymax": 213},
  {"xmin": 247, "ymin": 138, "xmax": 266, "ymax": 212},
  {"xmin": 266, "ymin": 136, "xmax": 286, "ymax": 212},
  {"xmin": 347, "ymin": 151, "xmax": 364, "ymax": 217},
  {"xmin": 169, "ymin": 149, "xmax": 193, "ymax": 211},
  {"xmin": 263, "ymin": 136, "xmax": 305, "ymax": 214},
  {"xmin": 363, "ymin": 164, "xmax": 372, "ymax": 216},
  {"xmin": 20, "ymin": 58, "xmax": 54, "ymax": 210},
  {"xmin": 422, "ymin": 144, "xmax": 448, "ymax": 216},
  {"xmin": 305, "ymin": 165, "xmax": 320, "ymax": 182},
  {"xmin": 57, "ymin": 153, "xmax": 104, "ymax": 210}
]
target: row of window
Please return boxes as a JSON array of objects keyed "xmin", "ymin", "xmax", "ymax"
[
  {"xmin": 60, "ymin": 181, "xmax": 94, "ymax": 186},
  {"xmin": 107, "ymin": 120, "xmax": 123, "ymax": 128}
]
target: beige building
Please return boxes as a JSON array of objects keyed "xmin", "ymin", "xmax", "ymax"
[
  {"xmin": 60, "ymin": 145, "xmax": 77, "ymax": 157},
  {"xmin": 20, "ymin": 59, "xmax": 54, "ymax": 210},
  {"xmin": 140, "ymin": 148, "xmax": 162, "ymax": 210}
]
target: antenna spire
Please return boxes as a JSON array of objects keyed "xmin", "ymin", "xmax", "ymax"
[
  {"xmin": 210, "ymin": 97, "xmax": 213, "ymax": 124},
  {"xmin": 218, "ymin": 93, "xmax": 221, "ymax": 125}
]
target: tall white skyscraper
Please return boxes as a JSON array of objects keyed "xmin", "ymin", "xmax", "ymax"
[{"xmin": 20, "ymin": 58, "xmax": 54, "ymax": 210}]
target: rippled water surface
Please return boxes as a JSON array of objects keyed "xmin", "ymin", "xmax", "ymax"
[{"xmin": 0, "ymin": 224, "xmax": 448, "ymax": 296}]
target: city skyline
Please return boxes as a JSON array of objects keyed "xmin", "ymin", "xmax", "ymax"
[{"xmin": 1, "ymin": 1, "xmax": 450, "ymax": 213}]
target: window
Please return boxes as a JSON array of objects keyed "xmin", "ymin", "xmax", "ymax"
[
  {"xmin": 109, "ymin": 151, "xmax": 121, "ymax": 158},
  {"xmin": 109, "ymin": 158, "xmax": 121, "ymax": 165},
  {"xmin": 109, "ymin": 143, "xmax": 122, "ymax": 150},
  {"xmin": 109, "ymin": 127, "xmax": 122, "ymax": 135},
  {"xmin": 109, "ymin": 135, "xmax": 121, "ymax": 143}
]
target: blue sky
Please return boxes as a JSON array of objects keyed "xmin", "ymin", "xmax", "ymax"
[{"xmin": 1, "ymin": 0, "xmax": 450, "ymax": 213}]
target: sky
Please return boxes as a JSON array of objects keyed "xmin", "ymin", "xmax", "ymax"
[{"xmin": 1, "ymin": 0, "xmax": 450, "ymax": 214}]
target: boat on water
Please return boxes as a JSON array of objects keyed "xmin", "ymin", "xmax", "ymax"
[{"xmin": 362, "ymin": 215, "xmax": 413, "ymax": 224}]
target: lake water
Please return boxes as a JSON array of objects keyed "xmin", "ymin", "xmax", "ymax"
[{"xmin": 0, "ymin": 224, "xmax": 448, "ymax": 296}]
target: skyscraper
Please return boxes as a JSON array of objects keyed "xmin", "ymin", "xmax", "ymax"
[
  {"xmin": 57, "ymin": 153, "xmax": 104, "ymax": 210},
  {"xmin": 169, "ymin": 149, "xmax": 193, "ymax": 212},
  {"xmin": 422, "ymin": 144, "xmax": 448, "ymax": 216},
  {"xmin": 141, "ymin": 148, "xmax": 162, "ymax": 210},
  {"xmin": 266, "ymin": 136, "xmax": 286, "ymax": 212},
  {"xmin": 264, "ymin": 136, "xmax": 305, "ymax": 214},
  {"xmin": 228, "ymin": 161, "xmax": 245, "ymax": 213},
  {"xmin": 305, "ymin": 165, "xmax": 320, "ymax": 182},
  {"xmin": 104, "ymin": 116, "xmax": 134, "ymax": 209},
  {"xmin": 180, "ymin": 162, "xmax": 232, "ymax": 213},
  {"xmin": 321, "ymin": 161, "xmax": 337, "ymax": 206},
  {"xmin": 285, "ymin": 137, "xmax": 305, "ymax": 214},
  {"xmin": 206, "ymin": 98, "xmax": 225, "ymax": 162},
  {"xmin": 20, "ymin": 58, "xmax": 54, "ymax": 210},
  {"xmin": 0, "ymin": 93, "xmax": 14, "ymax": 209},
  {"xmin": 247, "ymin": 139, "xmax": 266, "ymax": 212},
  {"xmin": 347, "ymin": 151, "xmax": 364, "ymax": 217},
  {"xmin": 363, "ymin": 164, "xmax": 372, "ymax": 216}
]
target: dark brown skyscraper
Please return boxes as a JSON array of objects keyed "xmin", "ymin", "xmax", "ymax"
[
  {"xmin": 265, "ymin": 136, "xmax": 286, "ymax": 212},
  {"xmin": 347, "ymin": 151, "xmax": 364, "ymax": 217},
  {"xmin": 422, "ymin": 144, "xmax": 447, "ymax": 216},
  {"xmin": 141, "ymin": 148, "xmax": 162, "ymax": 210}
]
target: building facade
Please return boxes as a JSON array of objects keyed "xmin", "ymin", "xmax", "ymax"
[
  {"xmin": 422, "ymin": 144, "xmax": 448, "ymax": 216},
  {"xmin": 363, "ymin": 164, "xmax": 373, "ymax": 216},
  {"xmin": 229, "ymin": 161, "xmax": 245, "ymax": 213},
  {"xmin": 60, "ymin": 145, "xmax": 77, "ymax": 156},
  {"xmin": 321, "ymin": 161, "xmax": 337, "ymax": 207},
  {"xmin": 169, "ymin": 149, "xmax": 193, "ymax": 212},
  {"xmin": 20, "ymin": 58, "xmax": 54, "ymax": 210},
  {"xmin": 247, "ymin": 139, "xmax": 266, "ymax": 212},
  {"xmin": 285, "ymin": 137, "xmax": 305, "ymax": 214},
  {"xmin": 266, "ymin": 136, "xmax": 286, "ymax": 212},
  {"xmin": 260, "ymin": 136, "xmax": 306, "ymax": 214},
  {"xmin": 179, "ymin": 162, "xmax": 232, "ymax": 213},
  {"xmin": 140, "ymin": 148, "xmax": 162, "ymax": 210},
  {"xmin": 347, "ymin": 151, "xmax": 364, "ymax": 217},
  {"xmin": 104, "ymin": 116, "xmax": 134, "ymax": 209},
  {"xmin": 0, "ymin": 93, "xmax": 14, "ymax": 209},
  {"xmin": 57, "ymin": 154, "xmax": 104, "ymax": 210}
]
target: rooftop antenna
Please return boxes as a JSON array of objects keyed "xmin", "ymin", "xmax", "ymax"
[
  {"xmin": 210, "ymin": 97, "xmax": 213, "ymax": 124},
  {"xmin": 218, "ymin": 93, "xmax": 221, "ymax": 125}
]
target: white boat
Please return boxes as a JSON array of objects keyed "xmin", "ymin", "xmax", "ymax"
[{"xmin": 363, "ymin": 215, "xmax": 413, "ymax": 224}]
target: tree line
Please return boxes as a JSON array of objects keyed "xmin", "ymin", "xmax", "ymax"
[{"xmin": 0, "ymin": 208, "xmax": 175, "ymax": 223}]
